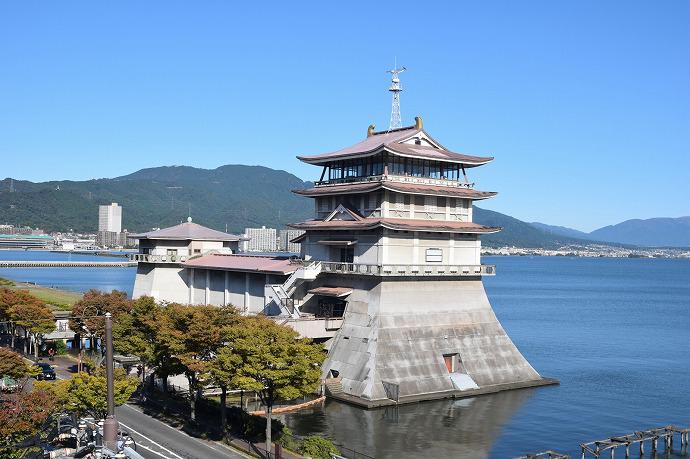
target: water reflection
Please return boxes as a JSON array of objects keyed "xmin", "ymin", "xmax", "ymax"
[{"xmin": 282, "ymin": 388, "xmax": 535, "ymax": 458}]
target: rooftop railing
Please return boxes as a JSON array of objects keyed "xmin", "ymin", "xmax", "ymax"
[
  {"xmin": 128, "ymin": 253, "xmax": 187, "ymax": 264},
  {"xmin": 314, "ymin": 174, "xmax": 474, "ymax": 189},
  {"xmin": 320, "ymin": 262, "xmax": 495, "ymax": 277}
]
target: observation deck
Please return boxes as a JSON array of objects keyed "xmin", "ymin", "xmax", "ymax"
[{"xmin": 319, "ymin": 262, "xmax": 496, "ymax": 277}]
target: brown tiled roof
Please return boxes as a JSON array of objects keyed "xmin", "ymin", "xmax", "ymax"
[
  {"xmin": 288, "ymin": 218, "xmax": 501, "ymax": 234},
  {"xmin": 293, "ymin": 181, "xmax": 497, "ymax": 200},
  {"xmin": 131, "ymin": 221, "xmax": 242, "ymax": 242},
  {"xmin": 307, "ymin": 286, "xmax": 353, "ymax": 297},
  {"xmin": 297, "ymin": 125, "xmax": 493, "ymax": 167},
  {"xmin": 182, "ymin": 254, "xmax": 297, "ymax": 274}
]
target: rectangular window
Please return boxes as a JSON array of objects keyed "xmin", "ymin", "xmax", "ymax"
[
  {"xmin": 424, "ymin": 196, "xmax": 437, "ymax": 212},
  {"xmin": 394, "ymin": 193, "xmax": 404, "ymax": 210},
  {"xmin": 426, "ymin": 248, "xmax": 443, "ymax": 263},
  {"xmin": 437, "ymin": 197, "xmax": 446, "ymax": 209}
]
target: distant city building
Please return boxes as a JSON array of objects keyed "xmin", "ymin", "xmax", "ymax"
[
  {"xmin": 279, "ymin": 229, "xmax": 304, "ymax": 253},
  {"xmin": 0, "ymin": 224, "xmax": 41, "ymax": 235},
  {"xmin": 0, "ymin": 234, "xmax": 53, "ymax": 248},
  {"xmin": 244, "ymin": 226, "xmax": 278, "ymax": 252},
  {"xmin": 98, "ymin": 203, "xmax": 122, "ymax": 233}
]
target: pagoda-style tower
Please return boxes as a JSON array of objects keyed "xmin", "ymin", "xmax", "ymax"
[{"xmin": 289, "ymin": 116, "xmax": 551, "ymax": 406}]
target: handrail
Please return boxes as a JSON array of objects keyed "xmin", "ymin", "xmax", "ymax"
[
  {"xmin": 313, "ymin": 173, "xmax": 474, "ymax": 189},
  {"xmin": 320, "ymin": 262, "xmax": 495, "ymax": 277}
]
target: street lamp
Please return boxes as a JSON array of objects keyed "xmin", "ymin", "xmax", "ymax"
[{"xmin": 102, "ymin": 312, "xmax": 118, "ymax": 452}]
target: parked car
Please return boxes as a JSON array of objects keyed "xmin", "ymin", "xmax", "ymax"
[
  {"xmin": 0, "ymin": 375, "xmax": 20, "ymax": 392},
  {"xmin": 34, "ymin": 362, "xmax": 56, "ymax": 381}
]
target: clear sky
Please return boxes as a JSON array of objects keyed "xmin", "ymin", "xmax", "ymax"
[{"xmin": 1, "ymin": 1, "xmax": 688, "ymax": 231}]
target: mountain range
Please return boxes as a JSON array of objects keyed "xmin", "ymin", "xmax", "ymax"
[
  {"xmin": 1, "ymin": 165, "xmax": 687, "ymax": 248},
  {"xmin": 531, "ymin": 218, "xmax": 690, "ymax": 248}
]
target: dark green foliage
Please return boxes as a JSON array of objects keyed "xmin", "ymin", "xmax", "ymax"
[
  {"xmin": 0, "ymin": 165, "xmax": 313, "ymax": 233},
  {"xmin": 224, "ymin": 406, "xmax": 284, "ymax": 441},
  {"xmin": 299, "ymin": 436, "xmax": 340, "ymax": 458}
]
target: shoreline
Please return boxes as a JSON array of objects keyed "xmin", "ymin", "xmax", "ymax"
[{"xmin": 0, "ymin": 276, "xmax": 82, "ymax": 309}]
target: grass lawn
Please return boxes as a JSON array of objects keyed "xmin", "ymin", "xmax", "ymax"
[{"xmin": 0, "ymin": 277, "xmax": 81, "ymax": 310}]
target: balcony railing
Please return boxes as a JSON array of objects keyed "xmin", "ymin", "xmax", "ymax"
[
  {"xmin": 314, "ymin": 174, "xmax": 474, "ymax": 189},
  {"xmin": 128, "ymin": 253, "xmax": 187, "ymax": 264},
  {"xmin": 320, "ymin": 262, "xmax": 495, "ymax": 277}
]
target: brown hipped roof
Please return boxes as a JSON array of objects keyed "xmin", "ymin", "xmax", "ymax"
[
  {"xmin": 183, "ymin": 254, "xmax": 297, "ymax": 275},
  {"xmin": 288, "ymin": 218, "xmax": 501, "ymax": 234},
  {"xmin": 293, "ymin": 181, "xmax": 497, "ymax": 200},
  {"xmin": 297, "ymin": 125, "xmax": 493, "ymax": 167},
  {"xmin": 131, "ymin": 220, "xmax": 242, "ymax": 242}
]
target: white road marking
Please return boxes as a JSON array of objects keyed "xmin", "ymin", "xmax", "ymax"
[
  {"xmin": 136, "ymin": 442, "xmax": 175, "ymax": 459},
  {"xmin": 117, "ymin": 420, "xmax": 185, "ymax": 459},
  {"xmin": 122, "ymin": 404, "xmax": 225, "ymax": 453}
]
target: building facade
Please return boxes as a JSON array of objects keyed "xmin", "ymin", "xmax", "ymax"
[
  {"xmin": 98, "ymin": 203, "xmax": 122, "ymax": 233},
  {"xmin": 244, "ymin": 226, "xmax": 278, "ymax": 252},
  {"xmin": 279, "ymin": 229, "xmax": 305, "ymax": 253}
]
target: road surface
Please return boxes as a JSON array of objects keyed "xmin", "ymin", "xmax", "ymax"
[{"xmin": 47, "ymin": 356, "xmax": 247, "ymax": 459}]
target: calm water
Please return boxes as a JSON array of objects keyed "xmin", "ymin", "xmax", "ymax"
[
  {"xmin": 0, "ymin": 250, "xmax": 136, "ymax": 296},
  {"xmin": 1, "ymin": 251, "xmax": 689, "ymax": 457}
]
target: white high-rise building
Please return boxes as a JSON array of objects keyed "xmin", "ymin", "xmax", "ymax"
[
  {"xmin": 98, "ymin": 203, "xmax": 122, "ymax": 233},
  {"xmin": 244, "ymin": 226, "xmax": 277, "ymax": 252},
  {"xmin": 279, "ymin": 229, "xmax": 304, "ymax": 253}
]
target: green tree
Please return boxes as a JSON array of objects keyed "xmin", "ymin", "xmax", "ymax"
[
  {"xmin": 159, "ymin": 303, "xmax": 237, "ymax": 422},
  {"xmin": 0, "ymin": 347, "xmax": 38, "ymax": 380},
  {"xmin": 223, "ymin": 316, "xmax": 325, "ymax": 451},
  {"xmin": 0, "ymin": 389, "xmax": 57, "ymax": 459},
  {"xmin": 9, "ymin": 299, "xmax": 54, "ymax": 358},
  {"xmin": 113, "ymin": 296, "xmax": 159, "ymax": 385},
  {"xmin": 299, "ymin": 436, "xmax": 340, "ymax": 459},
  {"xmin": 70, "ymin": 290, "xmax": 132, "ymax": 350},
  {"xmin": 38, "ymin": 367, "xmax": 138, "ymax": 419}
]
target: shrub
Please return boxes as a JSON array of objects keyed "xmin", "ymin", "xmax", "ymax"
[
  {"xmin": 276, "ymin": 426, "xmax": 300, "ymax": 452},
  {"xmin": 299, "ymin": 436, "xmax": 339, "ymax": 459}
]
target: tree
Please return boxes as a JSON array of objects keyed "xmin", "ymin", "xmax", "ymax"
[
  {"xmin": 0, "ymin": 347, "xmax": 37, "ymax": 380},
  {"xmin": 0, "ymin": 389, "xmax": 57, "ymax": 459},
  {"xmin": 223, "ymin": 316, "xmax": 325, "ymax": 451},
  {"xmin": 9, "ymin": 300, "xmax": 54, "ymax": 358},
  {"xmin": 159, "ymin": 303, "xmax": 237, "ymax": 422},
  {"xmin": 37, "ymin": 367, "xmax": 138, "ymax": 419},
  {"xmin": 0, "ymin": 289, "xmax": 46, "ymax": 350},
  {"xmin": 70, "ymin": 290, "xmax": 132, "ymax": 350},
  {"xmin": 113, "ymin": 296, "xmax": 158, "ymax": 385}
]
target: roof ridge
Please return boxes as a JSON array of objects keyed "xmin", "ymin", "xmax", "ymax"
[{"xmin": 371, "ymin": 125, "xmax": 417, "ymax": 136}]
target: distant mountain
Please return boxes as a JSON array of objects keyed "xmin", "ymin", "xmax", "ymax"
[
  {"xmin": 530, "ymin": 217, "xmax": 690, "ymax": 248},
  {"xmin": 3, "ymin": 165, "xmax": 684, "ymax": 248},
  {"xmin": 474, "ymin": 207, "xmax": 591, "ymax": 249},
  {"xmin": 589, "ymin": 217, "xmax": 690, "ymax": 247},
  {"xmin": 529, "ymin": 222, "xmax": 593, "ymax": 240},
  {"xmin": 0, "ymin": 165, "xmax": 314, "ymax": 233}
]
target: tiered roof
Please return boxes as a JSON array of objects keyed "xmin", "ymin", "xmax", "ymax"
[
  {"xmin": 297, "ymin": 119, "xmax": 493, "ymax": 167},
  {"xmin": 289, "ymin": 218, "xmax": 500, "ymax": 234},
  {"xmin": 294, "ymin": 181, "xmax": 497, "ymax": 200},
  {"xmin": 183, "ymin": 254, "xmax": 297, "ymax": 275}
]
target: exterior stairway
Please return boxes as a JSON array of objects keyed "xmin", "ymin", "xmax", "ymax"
[
  {"xmin": 264, "ymin": 261, "xmax": 322, "ymax": 318},
  {"xmin": 324, "ymin": 377, "xmax": 343, "ymax": 396}
]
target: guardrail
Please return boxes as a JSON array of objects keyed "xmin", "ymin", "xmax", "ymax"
[
  {"xmin": 0, "ymin": 261, "xmax": 136, "ymax": 268},
  {"xmin": 314, "ymin": 173, "xmax": 474, "ymax": 189},
  {"xmin": 320, "ymin": 262, "xmax": 495, "ymax": 277}
]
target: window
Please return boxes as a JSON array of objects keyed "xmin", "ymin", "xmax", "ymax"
[
  {"xmin": 318, "ymin": 198, "xmax": 330, "ymax": 212},
  {"xmin": 394, "ymin": 193, "xmax": 405, "ymax": 210},
  {"xmin": 424, "ymin": 196, "xmax": 437, "ymax": 212},
  {"xmin": 426, "ymin": 248, "xmax": 443, "ymax": 263}
]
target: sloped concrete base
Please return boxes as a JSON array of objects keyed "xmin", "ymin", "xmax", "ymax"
[{"xmin": 321, "ymin": 276, "xmax": 554, "ymax": 405}]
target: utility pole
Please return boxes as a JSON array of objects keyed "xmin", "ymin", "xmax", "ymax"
[{"xmin": 103, "ymin": 312, "xmax": 119, "ymax": 451}]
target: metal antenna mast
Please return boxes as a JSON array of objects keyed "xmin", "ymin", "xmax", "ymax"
[{"xmin": 387, "ymin": 63, "xmax": 406, "ymax": 130}]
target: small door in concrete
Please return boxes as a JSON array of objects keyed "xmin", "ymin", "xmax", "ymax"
[{"xmin": 443, "ymin": 354, "xmax": 454, "ymax": 373}]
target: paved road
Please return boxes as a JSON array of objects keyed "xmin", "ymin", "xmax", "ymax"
[{"xmin": 46, "ymin": 356, "xmax": 247, "ymax": 459}]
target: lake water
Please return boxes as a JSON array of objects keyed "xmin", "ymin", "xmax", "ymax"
[{"xmin": 1, "ymin": 251, "xmax": 689, "ymax": 458}]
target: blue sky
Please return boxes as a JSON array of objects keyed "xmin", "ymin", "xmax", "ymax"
[{"xmin": 1, "ymin": 1, "xmax": 688, "ymax": 231}]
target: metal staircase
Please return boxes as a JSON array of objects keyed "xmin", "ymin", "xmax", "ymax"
[{"xmin": 264, "ymin": 261, "xmax": 322, "ymax": 318}]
